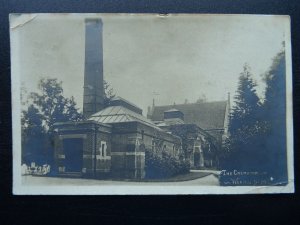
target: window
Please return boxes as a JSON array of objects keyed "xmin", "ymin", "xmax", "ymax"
[
  {"xmin": 141, "ymin": 130, "xmax": 144, "ymax": 140},
  {"xmin": 99, "ymin": 141, "xmax": 107, "ymax": 158},
  {"xmin": 152, "ymin": 140, "xmax": 155, "ymax": 151},
  {"xmin": 101, "ymin": 143, "xmax": 105, "ymax": 157}
]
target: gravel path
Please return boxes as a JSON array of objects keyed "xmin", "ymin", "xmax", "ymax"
[{"xmin": 22, "ymin": 173, "xmax": 219, "ymax": 186}]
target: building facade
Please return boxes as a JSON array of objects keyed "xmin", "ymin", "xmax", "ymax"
[
  {"xmin": 168, "ymin": 124, "xmax": 219, "ymax": 169},
  {"xmin": 52, "ymin": 100, "xmax": 182, "ymax": 179},
  {"xmin": 147, "ymin": 98, "xmax": 230, "ymax": 145},
  {"xmin": 52, "ymin": 18, "xmax": 181, "ymax": 179},
  {"xmin": 149, "ymin": 107, "xmax": 221, "ymax": 169}
]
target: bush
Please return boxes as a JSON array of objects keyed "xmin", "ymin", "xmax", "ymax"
[{"xmin": 145, "ymin": 149, "xmax": 190, "ymax": 179}]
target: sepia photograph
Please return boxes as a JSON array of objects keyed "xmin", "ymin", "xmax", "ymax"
[{"xmin": 10, "ymin": 13, "xmax": 294, "ymax": 194}]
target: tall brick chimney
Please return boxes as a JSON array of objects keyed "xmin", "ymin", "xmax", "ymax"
[{"xmin": 83, "ymin": 18, "xmax": 104, "ymax": 118}]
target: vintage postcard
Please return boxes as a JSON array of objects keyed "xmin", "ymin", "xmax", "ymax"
[{"xmin": 10, "ymin": 13, "xmax": 294, "ymax": 194}]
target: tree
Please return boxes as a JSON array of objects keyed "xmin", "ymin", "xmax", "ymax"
[
  {"xmin": 21, "ymin": 104, "xmax": 46, "ymax": 164},
  {"xmin": 262, "ymin": 48, "xmax": 287, "ymax": 184},
  {"xmin": 229, "ymin": 64, "xmax": 261, "ymax": 135},
  {"xmin": 196, "ymin": 94, "xmax": 207, "ymax": 103},
  {"xmin": 222, "ymin": 64, "xmax": 266, "ymax": 171},
  {"xmin": 21, "ymin": 78, "xmax": 83, "ymax": 165},
  {"xmin": 28, "ymin": 78, "xmax": 83, "ymax": 130},
  {"xmin": 220, "ymin": 49, "xmax": 288, "ymax": 186},
  {"xmin": 104, "ymin": 80, "xmax": 116, "ymax": 107}
]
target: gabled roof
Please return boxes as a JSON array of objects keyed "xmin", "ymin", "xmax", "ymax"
[
  {"xmin": 149, "ymin": 101, "xmax": 227, "ymax": 130},
  {"xmin": 88, "ymin": 105, "xmax": 158, "ymax": 129}
]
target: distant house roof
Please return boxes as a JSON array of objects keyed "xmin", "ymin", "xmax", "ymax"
[
  {"xmin": 88, "ymin": 105, "xmax": 158, "ymax": 129},
  {"xmin": 149, "ymin": 101, "xmax": 227, "ymax": 130}
]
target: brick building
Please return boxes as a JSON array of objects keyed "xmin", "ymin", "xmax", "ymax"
[
  {"xmin": 52, "ymin": 18, "xmax": 181, "ymax": 179},
  {"xmin": 147, "ymin": 96, "xmax": 230, "ymax": 168}
]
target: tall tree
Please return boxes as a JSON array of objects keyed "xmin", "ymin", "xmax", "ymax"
[
  {"xmin": 262, "ymin": 48, "xmax": 287, "ymax": 184},
  {"xmin": 223, "ymin": 64, "xmax": 265, "ymax": 170},
  {"xmin": 229, "ymin": 64, "xmax": 261, "ymax": 135}
]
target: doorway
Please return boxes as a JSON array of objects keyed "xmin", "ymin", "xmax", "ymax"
[
  {"xmin": 194, "ymin": 147, "xmax": 201, "ymax": 168},
  {"xmin": 63, "ymin": 138, "xmax": 83, "ymax": 172}
]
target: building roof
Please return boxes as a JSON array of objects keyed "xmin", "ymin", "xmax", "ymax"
[
  {"xmin": 110, "ymin": 96, "xmax": 143, "ymax": 115},
  {"xmin": 149, "ymin": 101, "xmax": 227, "ymax": 130},
  {"xmin": 88, "ymin": 105, "xmax": 158, "ymax": 129},
  {"xmin": 164, "ymin": 108, "xmax": 181, "ymax": 113}
]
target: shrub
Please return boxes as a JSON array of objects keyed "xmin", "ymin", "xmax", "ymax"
[{"xmin": 145, "ymin": 149, "xmax": 190, "ymax": 179}]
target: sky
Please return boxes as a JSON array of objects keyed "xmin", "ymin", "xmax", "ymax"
[{"xmin": 11, "ymin": 14, "xmax": 288, "ymax": 115}]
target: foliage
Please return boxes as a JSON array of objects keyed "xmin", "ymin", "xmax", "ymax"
[
  {"xmin": 145, "ymin": 149, "xmax": 190, "ymax": 179},
  {"xmin": 220, "ymin": 64, "xmax": 268, "ymax": 171},
  {"xmin": 146, "ymin": 129, "xmax": 189, "ymax": 178},
  {"xmin": 21, "ymin": 78, "xmax": 115, "ymax": 166},
  {"xmin": 196, "ymin": 94, "xmax": 207, "ymax": 103},
  {"xmin": 261, "ymin": 49, "xmax": 287, "ymax": 183},
  {"xmin": 103, "ymin": 80, "xmax": 116, "ymax": 107},
  {"xmin": 24, "ymin": 78, "xmax": 84, "ymax": 130},
  {"xmin": 21, "ymin": 105, "xmax": 48, "ymax": 165},
  {"xmin": 169, "ymin": 124, "xmax": 218, "ymax": 167},
  {"xmin": 221, "ymin": 49, "xmax": 288, "ymax": 184},
  {"xmin": 168, "ymin": 125, "xmax": 197, "ymax": 159},
  {"xmin": 229, "ymin": 64, "xmax": 261, "ymax": 135},
  {"xmin": 21, "ymin": 78, "xmax": 83, "ymax": 165}
]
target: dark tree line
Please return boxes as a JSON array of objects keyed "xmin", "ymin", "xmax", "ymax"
[{"xmin": 220, "ymin": 48, "xmax": 288, "ymax": 185}]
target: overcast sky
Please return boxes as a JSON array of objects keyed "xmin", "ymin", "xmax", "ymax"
[{"xmin": 11, "ymin": 14, "xmax": 288, "ymax": 115}]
